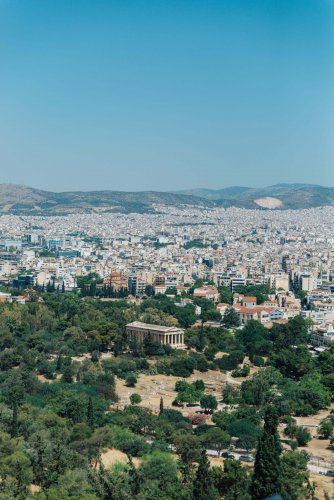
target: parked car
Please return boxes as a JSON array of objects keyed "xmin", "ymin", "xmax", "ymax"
[
  {"xmin": 239, "ymin": 455, "xmax": 255, "ymax": 462},
  {"xmin": 221, "ymin": 452, "xmax": 234, "ymax": 459}
]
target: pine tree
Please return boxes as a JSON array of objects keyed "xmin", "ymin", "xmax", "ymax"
[
  {"xmin": 251, "ymin": 405, "xmax": 282, "ymax": 500},
  {"xmin": 128, "ymin": 455, "xmax": 140, "ymax": 496},
  {"xmin": 56, "ymin": 353, "xmax": 62, "ymax": 371},
  {"xmin": 11, "ymin": 400, "xmax": 18, "ymax": 437},
  {"xmin": 198, "ymin": 327, "xmax": 206, "ymax": 351},
  {"xmin": 62, "ymin": 364, "xmax": 73, "ymax": 383},
  {"xmin": 193, "ymin": 449, "xmax": 218, "ymax": 500},
  {"xmin": 87, "ymin": 396, "xmax": 95, "ymax": 429},
  {"xmin": 159, "ymin": 397, "xmax": 164, "ymax": 415}
]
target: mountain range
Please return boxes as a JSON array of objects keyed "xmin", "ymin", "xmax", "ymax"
[
  {"xmin": 0, "ymin": 183, "xmax": 333, "ymax": 215},
  {"xmin": 174, "ymin": 183, "xmax": 334, "ymax": 209}
]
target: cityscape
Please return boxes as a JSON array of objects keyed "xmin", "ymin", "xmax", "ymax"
[
  {"xmin": 1, "ymin": 0, "xmax": 334, "ymax": 498},
  {"xmin": 0, "ymin": 199, "xmax": 334, "ymax": 497}
]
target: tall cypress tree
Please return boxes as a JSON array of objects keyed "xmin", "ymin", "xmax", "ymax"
[
  {"xmin": 251, "ymin": 405, "xmax": 282, "ymax": 500},
  {"xmin": 11, "ymin": 399, "xmax": 18, "ymax": 438},
  {"xmin": 159, "ymin": 397, "xmax": 164, "ymax": 415},
  {"xmin": 128, "ymin": 455, "xmax": 140, "ymax": 496},
  {"xmin": 193, "ymin": 449, "xmax": 218, "ymax": 500},
  {"xmin": 87, "ymin": 396, "xmax": 95, "ymax": 429}
]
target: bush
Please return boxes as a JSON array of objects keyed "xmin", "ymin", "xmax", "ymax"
[
  {"xmin": 215, "ymin": 351, "xmax": 244, "ymax": 371},
  {"xmin": 130, "ymin": 393, "xmax": 142, "ymax": 405},
  {"xmin": 188, "ymin": 413, "xmax": 208, "ymax": 426},
  {"xmin": 200, "ymin": 394, "xmax": 218, "ymax": 412},
  {"xmin": 317, "ymin": 419, "xmax": 333, "ymax": 439},
  {"xmin": 125, "ymin": 374, "xmax": 137, "ymax": 387},
  {"xmin": 112, "ymin": 426, "xmax": 150, "ymax": 456},
  {"xmin": 231, "ymin": 365, "xmax": 250, "ymax": 378},
  {"xmin": 157, "ymin": 353, "xmax": 209, "ymax": 378},
  {"xmin": 159, "ymin": 408, "xmax": 188, "ymax": 424},
  {"xmin": 252, "ymin": 355, "xmax": 265, "ymax": 367},
  {"xmin": 295, "ymin": 427, "xmax": 312, "ymax": 447}
]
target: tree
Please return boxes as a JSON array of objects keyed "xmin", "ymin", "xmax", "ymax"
[
  {"xmin": 251, "ymin": 405, "xmax": 282, "ymax": 500},
  {"xmin": 317, "ymin": 419, "xmax": 333, "ymax": 440},
  {"xmin": 173, "ymin": 433, "xmax": 201, "ymax": 484},
  {"xmin": 139, "ymin": 450, "xmax": 181, "ymax": 497},
  {"xmin": 37, "ymin": 468, "xmax": 98, "ymax": 499},
  {"xmin": 270, "ymin": 346, "xmax": 314, "ymax": 380},
  {"xmin": 228, "ymin": 419, "xmax": 260, "ymax": 451},
  {"xmin": 222, "ymin": 307, "xmax": 240, "ymax": 328},
  {"xmin": 295, "ymin": 427, "xmax": 312, "ymax": 447},
  {"xmin": 281, "ymin": 450, "xmax": 310, "ymax": 500},
  {"xmin": 11, "ymin": 400, "xmax": 18, "ymax": 438},
  {"xmin": 130, "ymin": 393, "xmax": 142, "ymax": 405},
  {"xmin": 159, "ymin": 397, "xmax": 164, "ymax": 415},
  {"xmin": 241, "ymin": 367, "xmax": 282, "ymax": 406},
  {"xmin": 144, "ymin": 284, "xmax": 155, "ymax": 297},
  {"xmin": 200, "ymin": 394, "xmax": 218, "ymax": 413},
  {"xmin": 216, "ymin": 350, "xmax": 244, "ymax": 371},
  {"xmin": 125, "ymin": 374, "xmax": 137, "ymax": 387},
  {"xmin": 233, "ymin": 284, "xmax": 270, "ymax": 304},
  {"xmin": 219, "ymin": 286, "xmax": 233, "ymax": 305},
  {"xmin": 62, "ymin": 364, "xmax": 74, "ymax": 384},
  {"xmin": 128, "ymin": 455, "xmax": 140, "ymax": 496},
  {"xmin": 87, "ymin": 463, "xmax": 115, "ymax": 499},
  {"xmin": 87, "ymin": 397, "xmax": 95, "ymax": 429},
  {"xmin": 200, "ymin": 427, "xmax": 231, "ymax": 456},
  {"xmin": 193, "ymin": 449, "xmax": 219, "ymax": 500},
  {"xmin": 212, "ymin": 459, "xmax": 251, "ymax": 500},
  {"xmin": 1, "ymin": 451, "xmax": 33, "ymax": 499},
  {"xmin": 236, "ymin": 320, "xmax": 269, "ymax": 357}
]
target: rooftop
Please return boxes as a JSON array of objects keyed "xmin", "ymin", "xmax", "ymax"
[{"xmin": 126, "ymin": 321, "xmax": 183, "ymax": 333}]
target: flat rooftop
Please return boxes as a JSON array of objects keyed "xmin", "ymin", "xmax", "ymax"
[{"xmin": 126, "ymin": 321, "xmax": 183, "ymax": 332}]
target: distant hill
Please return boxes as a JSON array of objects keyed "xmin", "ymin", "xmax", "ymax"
[
  {"xmin": 0, "ymin": 184, "xmax": 211, "ymax": 215},
  {"xmin": 175, "ymin": 184, "xmax": 334, "ymax": 209},
  {"xmin": 0, "ymin": 183, "xmax": 333, "ymax": 214}
]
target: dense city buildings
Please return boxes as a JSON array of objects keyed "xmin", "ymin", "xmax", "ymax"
[{"xmin": 0, "ymin": 204, "xmax": 334, "ymax": 337}]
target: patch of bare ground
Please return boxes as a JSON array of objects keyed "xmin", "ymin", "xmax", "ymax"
[
  {"xmin": 101, "ymin": 448, "xmax": 141, "ymax": 468},
  {"xmin": 37, "ymin": 373, "xmax": 61, "ymax": 383},
  {"xmin": 115, "ymin": 369, "xmax": 229, "ymax": 414},
  {"xmin": 288, "ymin": 405, "xmax": 334, "ymax": 464},
  {"xmin": 310, "ymin": 473, "xmax": 334, "ymax": 499},
  {"xmin": 254, "ymin": 197, "xmax": 283, "ymax": 209},
  {"xmin": 31, "ymin": 484, "xmax": 41, "ymax": 493}
]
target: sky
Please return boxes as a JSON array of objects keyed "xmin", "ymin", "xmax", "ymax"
[{"xmin": 0, "ymin": 0, "xmax": 333, "ymax": 192}]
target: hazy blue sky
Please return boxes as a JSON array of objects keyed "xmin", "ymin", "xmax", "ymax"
[{"xmin": 0, "ymin": 0, "xmax": 333, "ymax": 192}]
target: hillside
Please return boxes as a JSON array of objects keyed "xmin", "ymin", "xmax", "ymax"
[
  {"xmin": 0, "ymin": 183, "xmax": 333, "ymax": 214},
  {"xmin": 0, "ymin": 184, "xmax": 211, "ymax": 215},
  {"xmin": 175, "ymin": 184, "xmax": 334, "ymax": 210}
]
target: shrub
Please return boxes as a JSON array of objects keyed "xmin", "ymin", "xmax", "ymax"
[
  {"xmin": 253, "ymin": 355, "xmax": 265, "ymax": 367},
  {"xmin": 216, "ymin": 351, "xmax": 244, "ymax": 371},
  {"xmin": 112, "ymin": 426, "xmax": 150, "ymax": 456},
  {"xmin": 130, "ymin": 393, "xmax": 142, "ymax": 405},
  {"xmin": 125, "ymin": 374, "xmax": 137, "ymax": 387},
  {"xmin": 295, "ymin": 427, "xmax": 312, "ymax": 447},
  {"xmin": 188, "ymin": 413, "xmax": 208, "ymax": 426},
  {"xmin": 231, "ymin": 365, "xmax": 250, "ymax": 378}
]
